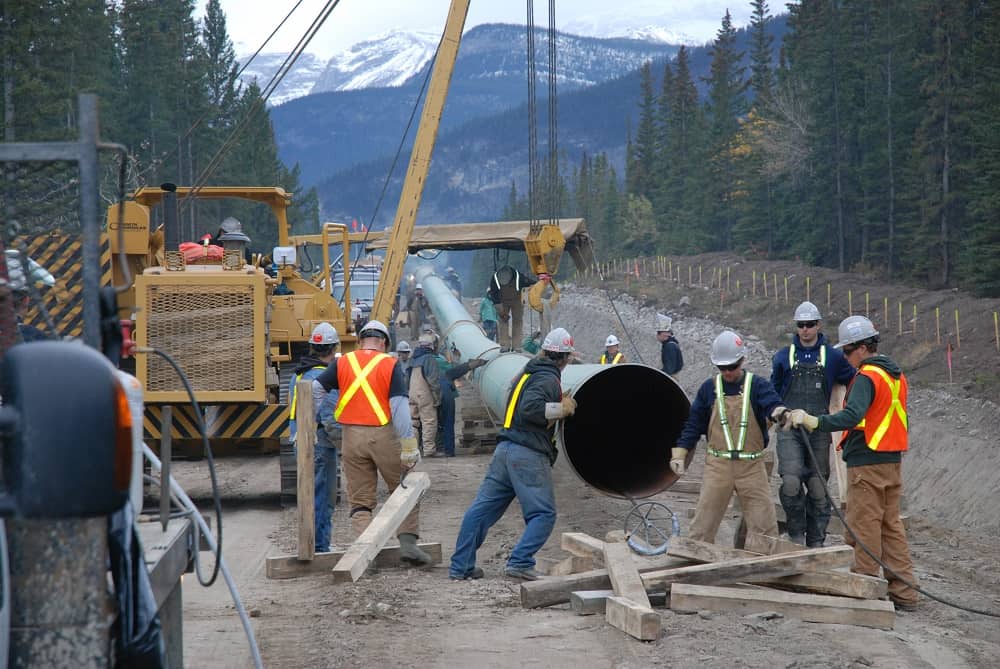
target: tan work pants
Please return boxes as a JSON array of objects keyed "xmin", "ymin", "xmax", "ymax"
[
  {"xmin": 496, "ymin": 290, "xmax": 523, "ymax": 351},
  {"xmin": 341, "ymin": 423, "xmax": 419, "ymax": 536},
  {"xmin": 408, "ymin": 369, "xmax": 438, "ymax": 456},
  {"xmin": 845, "ymin": 462, "xmax": 918, "ymax": 604},
  {"xmin": 689, "ymin": 454, "xmax": 778, "ymax": 544}
]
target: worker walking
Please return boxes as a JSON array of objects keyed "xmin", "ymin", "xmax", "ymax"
[
  {"xmin": 314, "ymin": 320, "xmax": 431, "ymax": 565},
  {"xmin": 600, "ymin": 334, "xmax": 625, "ymax": 364},
  {"xmin": 488, "ymin": 265, "xmax": 536, "ymax": 352},
  {"xmin": 671, "ymin": 331, "xmax": 788, "ymax": 545},
  {"xmin": 449, "ymin": 327, "xmax": 577, "ymax": 581},
  {"xmin": 288, "ymin": 323, "xmax": 342, "ymax": 552},
  {"xmin": 479, "ymin": 290, "xmax": 499, "ymax": 342},
  {"xmin": 771, "ymin": 302, "xmax": 856, "ymax": 547},
  {"xmin": 407, "ymin": 284, "xmax": 431, "ymax": 339},
  {"xmin": 656, "ymin": 314, "xmax": 683, "ymax": 375},
  {"xmin": 408, "ymin": 333, "xmax": 441, "ymax": 457},
  {"xmin": 789, "ymin": 316, "xmax": 919, "ymax": 610}
]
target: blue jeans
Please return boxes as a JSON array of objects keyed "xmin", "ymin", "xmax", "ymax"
[
  {"xmin": 314, "ymin": 444, "xmax": 338, "ymax": 552},
  {"xmin": 449, "ymin": 441, "xmax": 556, "ymax": 577},
  {"xmin": 437, "ymin": 386, "xmax": 456, "ymax": 456}
]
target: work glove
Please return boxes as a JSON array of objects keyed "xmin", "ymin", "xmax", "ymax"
[
  {"xmin": 468, "ymin": 358, "xmax": 487, "ymax": 370},
  {"xmin": 669, "ymin": 447, "xmax": 688, "ymax": 475},
  {"xmin": 561, "ymin": 395, "xmax": 577, "ymax": 417},
  {"xmin": 770, "ymin": 406, "xmax": 791, "ymax": 431},
  {"xmin": 788, "ymin": 409, "xmax": 819, "ymax": 432},
  {"xmin": 400, "ymin": 436, "xmax": 421, "ymax": 468}
]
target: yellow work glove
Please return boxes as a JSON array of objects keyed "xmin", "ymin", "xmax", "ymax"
[
  {"xmin": 670, "ymin": 447, "xmax": 688, "ymax": 475},
  {"xmin": 400, "ymin": 436, "xmax": 420, "ymax": 468},
  {"xmin": 789, "ymin": 409, "xmax": 819, "ymax": 432},
  {"xmin": 561, "ymin": 395, "xmax": 577, "ymax": 417}
]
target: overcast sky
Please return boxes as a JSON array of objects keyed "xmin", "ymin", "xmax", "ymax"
[{"xmin": 196, "ymin": 0, "xmax": 758, "ymax": 60}]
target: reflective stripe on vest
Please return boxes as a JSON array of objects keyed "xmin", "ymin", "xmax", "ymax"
[
  {"xmin": 503, "ymin": 373, "xmax": 531, "ymax": 428},
  {"xmin": 713, "ymin": 372, "xmax": 753, "ymax": 453},
  {"xmin": 289, "ymin": 366, "xmax": 326, "ymax": 420},
  {"xmin": 853, "ymin": 364, "xmax": 908, "ymax": 451},
  {"xmin": 600, "ymin": 352, "xmax": 623, "ymax": 365},
  {"xmin": 334, "ymin": 351, "xmax": 393, "ymax": 426},
  {"xmin": 789, "ymin": 343, "xmax": 826, "ymax": 369}
]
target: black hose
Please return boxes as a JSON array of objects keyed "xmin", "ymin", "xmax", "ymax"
[{"xmin": 798, "ymin": 425, "xmax": 999, "ymax": 617}]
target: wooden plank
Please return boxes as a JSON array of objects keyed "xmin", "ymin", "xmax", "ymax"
[
  {"xmin": 744, "ymin": 533, "xmax": 804, "ymax": 555},
  {"xmin": 670, "ymin": 583, "xmax": 895, "ymax": 630},
  {"xmin": 265, "ymin": 542, "xmax": 442, "ymax": 579},
  {"xmin": 671, "ymin": 536, "xmax": 885, "ymax": 600},
  {"xmin": 829, "ymin": 383, "xmax": 849, "ymax": 509},
  {"xmin": 331, "ymin": 471, "xmax": 430, "ymax": 584},
  {"xmin": 561, "ymin": 532, "xmax": 606, "ymax": 561},
  {"xmin": 603, "ymin": 541, "xmax": 651, "ymax": 608},
  {"xmin": 605, "ymin": 596, "xmax": 661, "ymax": 641},
  {"xmin": 537, "ymin": 555, "xmax": 594, "ymax": 576},
  {"xmin": 570, "ymin": 590, "xmax": 666, "ymax": 615},
  {"xmin": 295, "ymin": 380, "xmax": 316, "ymax": 561},
  {"xmin": 640, "ymin": 546, "xmax": 854, "ymax": 590}
]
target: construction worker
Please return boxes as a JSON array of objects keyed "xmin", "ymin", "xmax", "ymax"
[
  {"xmin": 213, "ymin": 216, "xmax": 252, "ymax": 262},
  {"xmin": 656, "ymin": 313, "xmax": 683, "ymax": 375},
  {"xmin": 435, "ymin": 353, "xmax": 487, "ymax": 457},
  {"xmin": 407, "ymin": 283, "xmax": 431, "ymax": 339},
  {"xmin": 288, "ymin": 323, "xmax": 341, "ymax": 552},
  {"xmin": 789, "ymin": 316, "xmax": 919, "ymax": 611},
  {"xmin": 771, "ymin": 301, "xmax": 856, "ymax": 547},
  {"xmin": 444, "ymin": 266, "xmax": 462, "ymax": 297},
  {"xmin": 671, "ymin": 331, "xmax": 789, "ymax": 545},
  {"xmin": 488, "ymin": 265, "xmax": 536, "ymax": 352},
  {"xmin": 395, "ymin": 340, "xmax": 412, "ymax": 364},
  {"xmin": 521, "ymin": 330, "xmax": 542, "ymax": 355},
  {"xmin": 4, "ymin": 249, "xmax": 54, "ymax": 342},
  {"xmin": 479, "ymin": 289, "xmax": 499, "ymax": 342},
  {"xmin": 314, "ymin": 320, "xmax": 431, "ymax": 566},
  {"xmin": 408, "ymin": 333, "xmax": 441, "ymax": 457},
  {"xmin": 449, "ymin": 327, "xmax": 577, "ymax": 581},
  {"xmin": 600, "ymin": 334, "xmax": 625, "ymax": 364}
]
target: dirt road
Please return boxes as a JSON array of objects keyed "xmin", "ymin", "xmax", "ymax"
[{"xmin": 170, "ymin": 284, "xmax": 1000, "ymax": 668}]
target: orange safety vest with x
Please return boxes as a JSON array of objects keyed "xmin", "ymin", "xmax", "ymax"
[
  {"xmin": 333, "ymin": 349, "xmax": 396, "ymax": 426},
  {"xmin": 840, "ymin": 364, "xmax": 909, "ymax": 452}
]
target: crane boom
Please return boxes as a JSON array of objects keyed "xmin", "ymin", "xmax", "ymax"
[{"xmin": 370, "ymin": 0, "xmax": 471, "ymax": 325}]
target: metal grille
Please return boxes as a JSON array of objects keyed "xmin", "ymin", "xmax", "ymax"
[{"xmin": 145, "ymin": 283, "xmax": 256, "ymax": 393}]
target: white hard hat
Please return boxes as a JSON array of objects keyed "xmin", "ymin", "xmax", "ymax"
[
  {"xmin": 396, "ymin": 340, "xmax": 411, "ymax": 353},
  {"xmin": 310, "ymin": 322, "xmax": 339, "ymax": 345},
  {"xmin": 418, "ymin": 333, "xmax": 435, "ymax": 346},
  {"xmin": 605, "ymin": 334, "xmax": 620, "ymax": 347},
  {"xmin": 793, "ymin": 301, "xmax": 822, "ymax": 322},
  {"xmin": 358, "ymin": 320, "xmax": 390, "ymax": 341},
  {"xmin": 447, "ymin": 266, "xmax": 456, "ymax": 273},
  {"xmin": 415, "ymin": 283, "xmax": 423, "ymax": 290},
  {"xmin": 710, "ymin": 330, "xmax": 747, "ymax": 366},
  {"xmin": 542, "ymin": 327, "xmax": 574, "ymax": 353},
  {"xmin": 655, "ymin": 313, "xmax": 673, "ymax": 332},
  {"xmin": 835, "ymin": 315, "xmax": 879, "ymax": 349}
]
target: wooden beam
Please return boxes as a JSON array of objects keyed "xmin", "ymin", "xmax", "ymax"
[
  {"xmin": 570, "ymin": 590, "xmax": 667, "ymax": 615},
  {"xmin": 561, "ymin": 532, "xmax": 606, "ymax": 561},
  {"xmin": 829, "ymin": 383, "xmax": 849, "ymax": 509},
  {"xmin": 744, "ymin": 533, "xmax": 803, "ymax": 555},
  {"xmin": 265, "ymin": 542, "xmax": 442, "ymax": 579},
  {"xmin": 603, "ymin": 541, "xmax": 651, "ymax": 608},
  {"xmin": 296, "ymin": 380, "xmax": 316, "ymax": 561},
  {"xmin": 605, "ymin": 596, "xmax": 660, "ymax": 641},
  {"xmin": 537, "ymin": 555, "xmax": 594, "ymax": 576},
  {"xmin": 331, "ymin": 471, "xmax": 430, "ymax": 584},
  {"xmin": 667, "ymin": 537, "xmax": 757, "ymax": 563},
  {"xmin": 670, "ymin": 583, "xmax": 895, "ymax": 630}
]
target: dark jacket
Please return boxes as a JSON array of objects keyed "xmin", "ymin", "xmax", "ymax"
[
  {"xmin": 677, "ymin": 371, "xmax": 784, "ymax": 451},
  {"xmin": 770, "ymin": 333, "xmax": 856, "ymax": 400},
  {"xmin": 407, "ymin": 346, "xmax": 442, "ymax": 404},
  {"xmin": 661, "ymin": 336, "xmax": 683, "ymax": 375},
  {"xmin": 487, "ymin": 266, "xmax": 536, "ymax": 304},
  {"xmin": 497, "ymin": 356, "xmax": 563, "ymax": 463},
  {"xmin": 816, "ymin": 354, "xmax": 904, "ymax": 468}
]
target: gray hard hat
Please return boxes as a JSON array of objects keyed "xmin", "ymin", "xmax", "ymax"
[
  {"xmin": 542, "ymin": 327, "xmax": 574, "ymax": 353},
  {"xmin": 396, "ymin": 340, "xmax": 412, "ymax": 353},
  {"xmin": 710, "ymin": 330, "xmax": 747, "ymax": 366},
  {"xmin": 358, "ymin": 319, "xmax": 390, "ymax": 342},
  {"xmin": 835, "ymin": 315, "xmax": 879, "ymax": 349},
  {"xmin": 217, "ymin": 216, "xmax": 251, "ymax": 243},
  {"xmin": 793, "ymin": 301, "xmax": 822, "ymax": 322}
]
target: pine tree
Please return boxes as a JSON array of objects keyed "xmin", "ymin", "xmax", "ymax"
[
  {"xmin": 628, "ymin": 62, "xmax": 658, "ymax": 200},
  {"xmin": 748, "ymin": 0, "xmax": 775, "ymax": 107}
]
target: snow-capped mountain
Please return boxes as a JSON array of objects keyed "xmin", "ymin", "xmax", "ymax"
[
  {"xmin": 236, "ymin": 52, "xmax": 326, "ymax": 107},
  {"xmin": 311, "ymin": 30, "xmax": 439, "ymax": 94},
  {"xmin": 563, "ymin": 14, "xmax": 703, "ymax": 46}
]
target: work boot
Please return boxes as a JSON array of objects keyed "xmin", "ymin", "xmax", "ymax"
[
  {"xmin": 350, "ymin": 510, "xmax": 372, "ymax": 539},
  {"xmin": 449, "ymin": 566, "xmax": 484, "ymax": 581},
  {"xmin": 504, "ymin": 566, "xmax": 545, "ymax": 581},
  {"xmin": 398, "ymin": 533, "xmax": 433, "ymax": 567},
  {"xmin": 788, "ymin": 533, "xmax": 806, "ymax": 546}
]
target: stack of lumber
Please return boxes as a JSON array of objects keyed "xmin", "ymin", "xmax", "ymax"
[
  {"xmin": 519, "ymin": 531, "xmax": 895, "ymax": 641},
  {"xmin": 456, "ymin": 383, "xmax": 499, "ymax": 452}
]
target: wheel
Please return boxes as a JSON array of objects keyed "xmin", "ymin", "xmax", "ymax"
[{"xmin": 624, "ymin": 501, "xmax": 680, "ymax": 556}]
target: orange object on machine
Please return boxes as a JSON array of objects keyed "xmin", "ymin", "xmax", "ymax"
[{"xmin": 179, "ymin": 235, "xmax": 224, "ymax": 263}]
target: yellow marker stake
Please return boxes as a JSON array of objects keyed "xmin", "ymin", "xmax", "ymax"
[
  {"xmin": 898, "ymin": 301, "xmax": 903, "ymax": 336},
  {"xmin": 688, "ymin": 265, "xmax": 692, "ymax": 285},
  {"xmin": 936, "ymin": 307, "xmax": 941, "ymax": 345},
  {"xmin": 699, "ymin": 265, "xmax": 702, "ymax": 284},
  {"xmin": 774, "ymin": 275, "xmax": 778, "ymax": 302},
  {"xmin": 783, "ymin": 276, "xmax": 788, "ymax": 303},
  {"xmin": 752, "ymin": 270, "xmax": 757, "ymax": 296},
  {"xmin": 884, "ymin": 297, "xmax": 888, "ymax": 323},
  {"xmin": 763, "ymin": 272, "xmax": 768, "ymax": 298},
  {"xmin": 865, "ymin": 292, "xmax": 870, "ymax": 318},
  {"xmin": 848, "ymin": 290, "xmax": 853, "ymax": 315},
  {"xmin": 806, "ymin": 276, "xmax": 811, "ymax": 301},
  {"xmin": 727, "ymin": 266, "xmax": 731, "ymax": 292},
  {"xmin": 827, "ymin": 283, "xmax": 831, "ymax": 310},
  {"xmin": 955, "ymin": 309, "xmax": 961, "ymax": 349}
]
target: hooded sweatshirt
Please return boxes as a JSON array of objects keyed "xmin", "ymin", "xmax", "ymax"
[
  {"xmin": 497, "ymin": 355, "xmax": 564, "ymax": 464},
  {"xmin": 817, "ymin": 354, "xmax": 904, "ymax": 468}
]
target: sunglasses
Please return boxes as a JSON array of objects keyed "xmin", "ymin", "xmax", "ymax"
[
  {"xmin": 841, "ymin": 344, "xmax": 860, "ymax": 355},
  {"xmin": 716, "ymin": 361, "xmax": 741, "ymax": 372},
  {"xmin": 796, "ymin": 321, "xmax": 818, "ymax": 329}
]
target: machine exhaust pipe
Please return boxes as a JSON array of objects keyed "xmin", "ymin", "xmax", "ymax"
[
  {"xmin": 160, "ymin": 182, "xmax": 179, "ymax": 251},
  {"xmin": 413, "ymin": 267, "xmax": 690, "ymax": 498}
]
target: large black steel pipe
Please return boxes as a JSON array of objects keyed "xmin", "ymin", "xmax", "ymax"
[{"xmin": 414, "ymin": 266, "xmax": 691, "ymax": 498}]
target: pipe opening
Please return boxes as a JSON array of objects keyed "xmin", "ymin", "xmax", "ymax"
[{"xmin": 562, "ymin": 364, "xmax": 690, "ymax": 499}]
